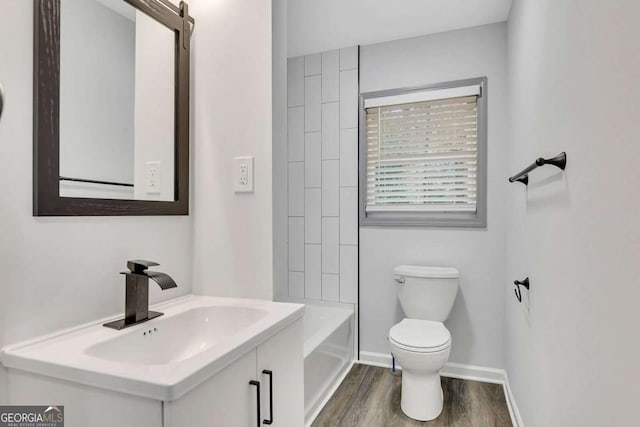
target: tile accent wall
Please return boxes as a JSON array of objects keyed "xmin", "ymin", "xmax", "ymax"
[{"xmin": 287, "ymin": 47, "xmax": 359, "ymax": 303}]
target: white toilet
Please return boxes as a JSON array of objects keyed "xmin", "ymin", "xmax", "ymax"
[{"xmin": 388, "ymin": 265, "xmax": 459, "ymax": 421}]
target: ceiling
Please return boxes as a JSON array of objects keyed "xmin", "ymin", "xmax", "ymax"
[{"xmin": 287, "ymin": 0, "xmax": 512, "ymax": 57}]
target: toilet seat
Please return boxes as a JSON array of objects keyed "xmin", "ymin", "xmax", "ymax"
[{"xmin": 389, "ymin": 319, "xmax": 451, "ymax": 353}]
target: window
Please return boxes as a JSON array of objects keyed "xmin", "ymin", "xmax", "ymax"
[{"xmin": 359, "ymin": 78, "xmax": 487, "ymax": 227}]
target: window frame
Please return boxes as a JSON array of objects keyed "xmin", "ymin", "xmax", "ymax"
[{"xmin": 359, "ymin": 77, "xmax": 488, "ymax": 228}]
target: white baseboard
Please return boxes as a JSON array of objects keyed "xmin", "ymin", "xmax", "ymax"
[
  {"xmin": 359, "ymin": 351, "xmax": 398, "ymax": 369},
  {"xmin": 503, "ymin": 370, "xmax": 524, "ymax": 427},
  {"xmin": 441, "ymin": 361, "xmax": 505, "ymax": 384},
  {"xmin": 358, "ymin": 351, "xmax": 523, "ymax": 427},
  {"xmin": 359, "ymin": 351, "xmax": 504, "ymax": 383}
]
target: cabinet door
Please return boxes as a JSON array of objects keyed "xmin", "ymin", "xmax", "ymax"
[
  {"xmin": 257, "ymin": 320, "xmax": 304, "ymax": 427},
  {"xmin": 165, "ymin": 349, "xmax": 259, "ymax": 427}
]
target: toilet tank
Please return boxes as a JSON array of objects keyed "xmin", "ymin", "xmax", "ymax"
[{"xmin": 394, "ymin": 265, "xmax": 459, "ymax": 321}]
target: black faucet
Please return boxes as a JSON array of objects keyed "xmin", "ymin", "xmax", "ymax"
[{"xmin": 104, "ymin": 260, "xmax": 178, "ymax": 330}]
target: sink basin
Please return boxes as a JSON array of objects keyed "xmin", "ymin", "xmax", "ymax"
[
  {"xmin": 1, "ymin": 295, "xmax": 304, "ymax": 401},
  {"xmin": 86, "ymin": 306, "xmax": 268, "ymax": 365}
]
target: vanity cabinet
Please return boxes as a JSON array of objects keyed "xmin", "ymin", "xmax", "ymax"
[
  {"xmin": 6, "ymin": 318, "xmax": 303, "ymax": 427},
  {"xmin": 165, "ymin": 320, "xmax": 304, "ymax": 427}
]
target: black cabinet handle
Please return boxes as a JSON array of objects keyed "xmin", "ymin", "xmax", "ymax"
[
  {"xmin": 249, "ymin": 380, "xmax": 261, "ymax": 427},
  {"xmin": 262, "ymin": 370, "xmax": 273, "ymax": 425}
]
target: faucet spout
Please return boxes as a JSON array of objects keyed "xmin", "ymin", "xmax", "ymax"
[{"xmin": 147, "ymin": 271, "xmax": 178, "ymax": 290}]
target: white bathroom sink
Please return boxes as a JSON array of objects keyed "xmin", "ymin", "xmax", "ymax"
[
  {"xmin": 1, "ymin": 295, "xmax": 304, "ymax": 401},
  {"xmin": 86, "ymin": 306, "xmax": 268, "ymax": 365}
]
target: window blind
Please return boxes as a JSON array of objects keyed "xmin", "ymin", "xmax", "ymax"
[{"xmin": 365, "ymin": 88, "xmax": 479, "ymax": 214}]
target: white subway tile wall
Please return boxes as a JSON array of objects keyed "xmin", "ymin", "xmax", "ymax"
[
  {"xmin": 322, "ymin": 274, "xmax": 340, "ymax": 302},
  {"xmin": 339, "ymin": 47, "xmax": 358, "ymax": 71},
  {"xmin": 287, "ymin": 106, "xmax": 304, "ymax": 162},
  {"xmin": 305, "ymin": 244, "xmax": 322, "ymax": 300},
  {"xmin": 289, "ymin": 271, "xmax": 305, "ymax": 298},
  {"xmin": 304, "ymin": 75, "xmax": 322, "ymax": 132},
  {"xmin": 321, "ymin": 217, "xmax": 340, "ymax": 274},
  {"xmin": 288, "ymin": 217, "xmax": 305, "ymax": 271},
  {"xmin": 321, "ymin": 102, "xmax": 340, "ymax": 159},
  {"xmin": 287, "ymin": 47, "xmax": 358, "ymax": 302},
  {"xmin": 305, "ymin": 188, "xmax": 322, "ymax": 243},
  {"xmin": 287, "ymin": 162, "xmax": 304, "ymax": 216},
  {"xmin": 321, "ymin": 50, "xmax": 340, "ymax": 103},
  {"xmin": 339, "ymin": 128, "xmax": 358, "ymax": 187},
  {"xmin": 339, "ymin": 245, "xmax": 358, "ymax": 303},
  {"xmin": 304, "ymin": 53, "xmax": 322, "ymax": 76},
  {"xmin": 339, "ymin": 69, "xmax": 358, "ymax": 129},
  {"xmin": 321, "ymin": 160, "xmax": 340, "ymax": 217},
  {"xmin": 304, "ymin": 132, "xmax": 322, "ymax": 188},
  {"xmin": 305, "ymin": 74, "xmax": 322, "ymax": 103},
  {"xmin": 339, "ymin": 187, "xmax": 358, "ymax": 245},
  {"xmin": 287, "ymin": 57, "xmax": 304, "ymax": 107}
]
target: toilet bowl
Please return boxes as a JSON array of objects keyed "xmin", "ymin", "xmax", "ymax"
[
  {"xmin": 389, "ymin": 318, "xmax": 451, "ymax": 421},
  {"xmin": 389, "ymin": 265, "xmax": 458, "ymax": 421}
]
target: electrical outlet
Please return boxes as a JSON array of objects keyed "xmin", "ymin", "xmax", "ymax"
[
  {"xmin": 146, "ymin": 161, "xmax": 161, "ymax": 194},
  {"xmin": 234, "ymin": 156, "xmax": 254, "ymax": 193}
]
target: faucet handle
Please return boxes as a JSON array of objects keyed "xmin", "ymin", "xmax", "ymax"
[{"xmin": 126, "ymin": 260, "xmax": 160, "ymax": 274}]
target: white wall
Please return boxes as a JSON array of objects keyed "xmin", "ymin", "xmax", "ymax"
[
  {"xmin": 190, "ymin": 0, "xmax": 273, "ymax": 299},
  {"xmin": 505, "ymin": 0, "xmax": 640, "ymax": 425},
  {"xmin": 359, "ymin": 23, "xmax": 508, "ymax": 369},
  {"xmin": 0, "ymin": 1, "xmax": 192, "ymax": 404}
]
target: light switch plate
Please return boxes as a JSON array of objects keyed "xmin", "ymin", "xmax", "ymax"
[{"xmin": 233, "ymin": 156, "xmax": 254, "ymax": 193}]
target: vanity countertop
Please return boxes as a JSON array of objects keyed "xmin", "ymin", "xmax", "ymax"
[{"xmin": 1, "ymin": 295, "xmax": 304, "ymax": 401}]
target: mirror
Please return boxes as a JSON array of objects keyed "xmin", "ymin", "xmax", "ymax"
[
  {"xmin": 59, "ymin": 0, "xmax": 175, "ymax": 201},
  {"xmin": 34, "ymin": 0, "xmax": 193, "ymax": 215}
]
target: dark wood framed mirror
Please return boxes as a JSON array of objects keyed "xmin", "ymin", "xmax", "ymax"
[{"xmin": 33, "ymin": 0, "xmax": 193, "ymax": 216}]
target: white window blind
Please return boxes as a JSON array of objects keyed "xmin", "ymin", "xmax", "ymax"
[{"xmin": 365, "ymin": 86, "xmax": 480, "ymax": 214}]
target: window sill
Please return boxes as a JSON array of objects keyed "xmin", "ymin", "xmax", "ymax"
[{"xmin": 360, "ymin": 211, "xmax": 486, "ymax": 228}]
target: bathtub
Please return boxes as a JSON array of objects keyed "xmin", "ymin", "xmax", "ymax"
[{"xmin": 303, "ymin": 303, "xmax": 354, "ymax": 424}]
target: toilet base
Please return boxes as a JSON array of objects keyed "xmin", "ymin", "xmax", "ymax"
[{"xmin": 400, "ymin": 370, "xmax": 444, "ymax": 421}]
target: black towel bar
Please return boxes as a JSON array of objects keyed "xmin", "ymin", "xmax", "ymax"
[{"xmin": 509, "ymin": 152, "xmax": 567, "ymax": 185}]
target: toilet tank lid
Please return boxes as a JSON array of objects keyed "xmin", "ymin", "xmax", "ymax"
[{"xmin": 394, "ymin": 265, "xmax": 459, "ymax": 279}]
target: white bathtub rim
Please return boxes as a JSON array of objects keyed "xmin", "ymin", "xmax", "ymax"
[
  {"xmin": 303, "ymin": 306, "xmax": 353, "ymax": 358},
  {"xmin": 278, "ymin": 298, "xmax": 354, "ymax": 358},
  {"xmin": 276, "ymin": 297, "xmax": 355, "ymax": 310}
]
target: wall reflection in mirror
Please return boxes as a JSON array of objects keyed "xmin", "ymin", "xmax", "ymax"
[{"xmin": 59, "ymin": 0, "xmax": 175, "ymax": 201}]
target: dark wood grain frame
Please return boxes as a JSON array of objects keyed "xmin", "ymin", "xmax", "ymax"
[{"xmin": 33, "ymin": 0, "xmax": 193, "ymax": 216}]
